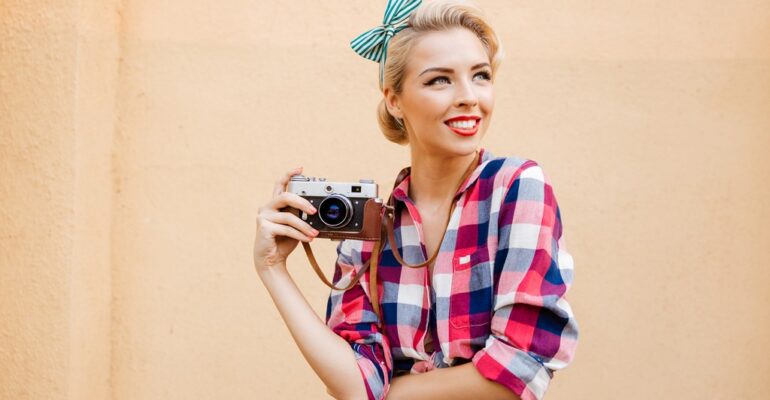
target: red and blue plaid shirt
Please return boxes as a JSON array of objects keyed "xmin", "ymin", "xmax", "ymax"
[{"xmin": 325, "ymin": 148, "xmax": 578, "ymax": 400}]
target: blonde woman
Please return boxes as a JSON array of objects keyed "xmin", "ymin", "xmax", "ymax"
[{"xmin": 253, "ymin": 1, "xmax": 578, "ymax": 399}]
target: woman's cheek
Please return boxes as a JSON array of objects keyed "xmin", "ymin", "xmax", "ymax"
[{"xmin": 480, "ymin": 86, "xmax": 494, "ymax": 103}]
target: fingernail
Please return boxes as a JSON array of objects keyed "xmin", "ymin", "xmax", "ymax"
[
  {"xmin": 311, "ymin": 207, "xmax": 317, "ymax": 214},
  {"xmin": 311, "ymin": 229, "xmax": 319, "ymax": 235}
]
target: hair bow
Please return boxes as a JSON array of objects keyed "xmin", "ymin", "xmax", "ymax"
[{"xmin": 350, "ymin": 0, "xmax": 423, "ymax": 86}]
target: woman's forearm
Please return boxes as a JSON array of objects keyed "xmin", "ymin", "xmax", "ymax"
[
  {"xmin": 258, "ymin": 265, "xmax": 368, "ymax": 400},
  {"xmin": 388, "ymin": 363, "xmax": 519, "ymax": 400}
]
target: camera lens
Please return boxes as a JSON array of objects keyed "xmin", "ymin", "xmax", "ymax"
[{"xmin": 318, "ymin": 194, "xmax": 353, "ymax": 228}]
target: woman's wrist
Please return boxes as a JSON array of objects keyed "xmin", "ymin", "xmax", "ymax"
[{"xmin": 256, "ymin": 262, "xmax": 289, "ymax": 282}]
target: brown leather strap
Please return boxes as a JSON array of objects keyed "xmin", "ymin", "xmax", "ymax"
[
  {"xmin": 368, "ymin": 227, "xmax": 384, "ymax": 324},
  {"xmin": 301, "ymin": 150, "xmax": 479, "ymax": 330},
  {"xmin": 383, "ymin": 199, "xmax": 457, "ymax": 270},
  {"xmin": 303, "ymin": 238, "xmax": 386, "ymax": 327},
  {"xmin": 367, "ymin": 150, "xmax": 480, "ymax": 328},
  {"xmin": 382, "ymin": 150, "xmax": 479, "ymax": 270}
]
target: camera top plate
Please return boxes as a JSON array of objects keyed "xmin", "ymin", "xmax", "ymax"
[{"xmin": 288, "ymin": 175, "xmax": 378, "ymax": 198}]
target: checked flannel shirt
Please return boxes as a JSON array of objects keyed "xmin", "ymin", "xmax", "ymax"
[{"xmin": 324, "ymin": 147, "xmax": 578, "ymax": 400}]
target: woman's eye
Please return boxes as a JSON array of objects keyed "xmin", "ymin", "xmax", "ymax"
[
  {"xmin": 475, "ymin": 71, "xmax": 492, "ymax": 81},
  {"xmin": 427, "ymin": 76, "xmax": 450, "ymax": 85},
  {"xmin": 426, "ymin": 71, "xmax": 492, "ymax": 86}
]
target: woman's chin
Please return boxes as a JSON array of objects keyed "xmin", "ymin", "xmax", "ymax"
[
  {"xmin": 452, "ymin": 133, "xmax": 483, "ymax": 151},
  {"xmin": 440, "ymin": 140, "xmax": 482, "ymax": 158},
  {"xmin": 409, "ymin": 129, "xmax": 483, "ymax": 156}
]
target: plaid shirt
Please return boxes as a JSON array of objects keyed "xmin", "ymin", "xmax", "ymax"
[{"xmin": 325, "ymin": 148, "xmax": 578, "ymax": 400}]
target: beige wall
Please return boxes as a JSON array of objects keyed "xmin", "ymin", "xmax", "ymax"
[
  {"xmin": 0, "ymin": 1, "xmax": 119, "ymax": 399},
  {"xmin": 1, "ymin": 1, "xmax": 768, "ymax": 399}
]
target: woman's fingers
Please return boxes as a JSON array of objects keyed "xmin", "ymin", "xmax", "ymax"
[
  {"xmin": 269, "ymin": 191, "xmax": 317, "ymax": 215},
  {"xmin": 266, "ymin": 211, "xmax": 318, "ymax": 239},
  {"xmin": 259, "ymin": 167, "xmax": 319, "ymax": 243},
  {"xmin": 273, "ymin": 166, "xmax": 303, "ymax": 198},
  {"xmin": 261, "ymin": 219, "xmax": 313, "ymax": 243}
]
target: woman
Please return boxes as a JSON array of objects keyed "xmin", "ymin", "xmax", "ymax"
[{"xmin": 253, "ymin": 1, "xmax": 578, "ymax": 399}]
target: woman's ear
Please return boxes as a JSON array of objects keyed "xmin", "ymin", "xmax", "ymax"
[{"xmin": 382, "ymin": 87, "xmax": 404, "ymax": 120}]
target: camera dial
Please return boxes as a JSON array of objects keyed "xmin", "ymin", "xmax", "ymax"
[{"xmin": 290, "ymin": 175, "xmax": 310, "ymax": 182}]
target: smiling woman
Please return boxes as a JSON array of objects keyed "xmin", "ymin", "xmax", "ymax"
[
  {"xmin": 376, "ymin": 1, "xmax": 504, "ymax": 147},
  {"xmin": 383, "ymin": 27, "xmax": 494, "ymax": 156},
  {"xmin": 253, "ymin": 1, "xmax": 578, "ymax": 400}
]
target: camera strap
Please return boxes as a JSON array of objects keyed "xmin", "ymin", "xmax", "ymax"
[
  {"xmin": 301, "ymin": 150, "xmax": 479, "ymax": 330},
  {"xmin": 382, "ymin": 149, "xmax": 479, "ymax": 271},
  {"xmin": 370, "ymin": 150, "xmax": 480, "ymax": 326}
]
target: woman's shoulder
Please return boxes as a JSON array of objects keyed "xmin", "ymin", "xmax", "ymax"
[
  {"xmin": 335, "ymin": 238, "xmax": 365, "ymax": 262},
  {"xmin": 478, "ymin": 149, "xmax": 545, "ymax": 189},
  {"xmin": 334, "ymin": 238, "xmax": 378, "ymax": 271}
]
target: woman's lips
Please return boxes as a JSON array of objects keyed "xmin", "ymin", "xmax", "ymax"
[{"xmin": 445, "ymin": 119, "xmax": 480, "ymax": 137}]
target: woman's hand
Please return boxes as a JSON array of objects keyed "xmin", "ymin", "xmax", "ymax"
[{"xmin": 253, "ymin": 166, "xmax": 319, "ymax": 274}]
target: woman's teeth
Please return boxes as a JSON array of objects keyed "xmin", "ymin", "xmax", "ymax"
[{"xmin": 447, "ymin": 120, "xmax": 478, "ymax": 129}]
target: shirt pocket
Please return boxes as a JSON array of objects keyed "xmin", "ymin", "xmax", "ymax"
[{"xmin": 449, "ymin": 249, "xmax": 493, "ymax": 330}]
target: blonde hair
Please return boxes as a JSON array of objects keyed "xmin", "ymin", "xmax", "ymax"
[{"xmin": 377, "ymin": 0, "xmax": 504, "ymax": 145}]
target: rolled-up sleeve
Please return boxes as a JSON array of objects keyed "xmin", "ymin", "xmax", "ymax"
[
  {"xmin": 325, "ymin": 240, "xmax": 393, "ymax": 400},
  {"xmin": 472, "ymin": 162, "xmax": 579, "ymax": 400}
]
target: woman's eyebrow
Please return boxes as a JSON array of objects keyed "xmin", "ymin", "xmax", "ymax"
[{"xmin": 418, "ymin": 62, "xmax": 490, "ymax": 77}]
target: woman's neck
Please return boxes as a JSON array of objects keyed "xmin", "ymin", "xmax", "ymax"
[{"xmin": 407, "ymin": 147, "xmax": 478, "ymax": 210}]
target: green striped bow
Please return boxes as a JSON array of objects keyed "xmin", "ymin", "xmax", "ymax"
[{"xmin": 350, "ymin": 0, "xmax": 422, "ymax": 86}]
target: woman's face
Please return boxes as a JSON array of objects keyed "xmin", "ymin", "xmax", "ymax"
[{"xmin": 385, "ymin": 27, "xmax": 495, "ymax": 157}]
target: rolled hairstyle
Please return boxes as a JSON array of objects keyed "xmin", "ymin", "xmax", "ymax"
[{"xmin": 377, "ymin": 0, "xmax": 504, "ymax": 145}]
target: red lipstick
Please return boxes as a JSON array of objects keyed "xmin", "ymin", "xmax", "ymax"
[{"xmin": 444, "ymin": 115, "xmax": 481, "ymax": 137}]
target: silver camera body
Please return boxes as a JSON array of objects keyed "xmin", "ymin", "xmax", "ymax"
[{"xmin": 286, "ymin": 175, "xmax": 383, "ymax": 240}]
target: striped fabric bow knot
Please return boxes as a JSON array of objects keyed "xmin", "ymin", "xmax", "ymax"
[{"xmin": 350, "ymin": 0, "xmax": 422, "ymax": 86}]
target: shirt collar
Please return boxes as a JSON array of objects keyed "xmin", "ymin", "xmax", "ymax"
[{"xmin": 391, "ymin": 147, "xmax": 494, "ymax": 204}]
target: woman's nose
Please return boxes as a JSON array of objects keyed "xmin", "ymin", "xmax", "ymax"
[{"xmin": 454, "ymin": 78, "xmax": 478, "ymax": 108}]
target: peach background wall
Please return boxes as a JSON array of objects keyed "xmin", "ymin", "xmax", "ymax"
[{"xmin": 1, "ymin": 1, "xmax": 769, "ymax": 399}]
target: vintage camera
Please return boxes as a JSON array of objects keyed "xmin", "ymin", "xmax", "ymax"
[{"xmin": 284, "ymin": 175, "xmax": 384, "ymax": 241}]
